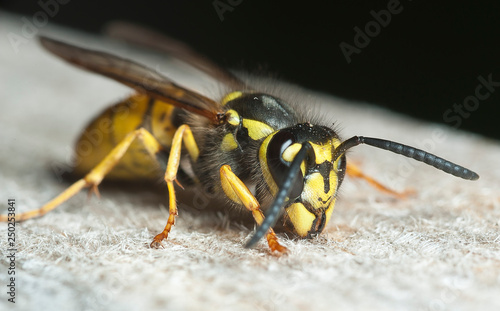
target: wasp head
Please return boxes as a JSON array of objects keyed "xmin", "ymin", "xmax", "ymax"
[{"xmin": 260, "ymin": 123, "xmax": 346, "ymax": 238}]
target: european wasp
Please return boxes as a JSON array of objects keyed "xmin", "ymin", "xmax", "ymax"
[{"xmin": 0, "ymin": 23, "xmax": 479, "ymax": 253}]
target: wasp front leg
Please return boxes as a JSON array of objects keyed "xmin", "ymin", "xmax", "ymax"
[
  {"xmin": 150, "ymin": 124, "xmax": 199, "ymax": 248},
  {"xmin": 220, "ymin": 165, "xmax": 288, "ymax": 254},
  {"xmin": 346, "ymin": 163, "xmax": 414, "ymax": 198},
  {"xmin": 0, "ymin": 128, "xmax": 163, "ymax": 222}
]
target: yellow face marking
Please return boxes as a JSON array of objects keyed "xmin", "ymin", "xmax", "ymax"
[
  {"xmin": 221, "ymin": 91, "xmax": 243, "ymax": 106},
  {"xmin": 286, "ymin": 180, "xmax": 338, "ymax": 237},
  {"xmin": 242, "ymin": 119, "xmax": 274, "ymax": 140},
  {"xmin": 221, "ymin": 133, "xmax": 238, "ymax": 152},
  {"xmin": 289, "ymin": 139, "xmax": 342, "ymax": 204},
  {"xmin": 302, "ymin": 170, "xmax": 338, "ymax": 207},
  {"xmin": 282, "ymin": 143, "xmax": 302, "ymax": 162},
  {"xmin": 260, "ymin": 136, "xmax": 343, "ymax": 198},
  {"xmin": 294, "ymin": 139, "xmax": 343, "ymax": 234},
  {"xmin": 313, "ymin": 142, "xmax": 331, "ymax": 163},
  {"xmin": 310, "ymin": 142, "xmax": 333, "ymax": 163},
  {"xmin": 260, "ymin": 135, "xmax": 344, "ymax": 236},
  {"xmin": 285, "ymin": 203, "xmax": 316, "ymax": 237},
  {"xmin": 281, "ymin": 143, "xmax": 306, "ymax": 174}
]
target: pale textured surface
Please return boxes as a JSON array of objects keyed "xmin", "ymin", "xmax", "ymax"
[{"xmin": 1, "ymin": 11, "xmax": 500, "ymax": 311}]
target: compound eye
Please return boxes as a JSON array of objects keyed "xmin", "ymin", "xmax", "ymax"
[
  {"xmin": 336, "ymin": 154, "xmax": 344, "ymax": 171},
  {"xmin": 266, "ymin": 131, "xmax": 304, "ymax": 200},
  {"xmin": 336, "ymin": 154, "xmax": 347, "ymax": 187}
]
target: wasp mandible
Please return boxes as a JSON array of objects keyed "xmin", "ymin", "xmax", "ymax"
[{"xmin": 0, "ymin": 23, "xmax": 479, "ymax": 253}]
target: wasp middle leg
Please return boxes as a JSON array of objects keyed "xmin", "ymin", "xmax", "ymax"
[{"xmin": 150, "ymin": 124, "xmax": 199, "ymax": 248}]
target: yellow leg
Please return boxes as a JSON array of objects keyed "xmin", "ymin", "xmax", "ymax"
[
  {"xmin": 346, "ymin": 163, "xmax": 414, "ymax": 198},
  {"xmin": 0, "ymin": 128, "xmax": 162, "ymax": 222},
  {"xmin": 220, "ymin": 165, "xmax": 288, "ymax": 254},
  {"xmin": 150, "ymin": 124, "xmax": 199, "ymax": 248}
]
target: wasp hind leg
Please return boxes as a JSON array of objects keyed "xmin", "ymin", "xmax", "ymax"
[
  {"xmin": 0, "ymin": 128, "xmax": 163, "ymax": 222},
  {"xmin": 220, "ymin": 165, "xmax": 288, "ymax": 254},
  {"xmin": 150, "ymin": 124, "xmax": 199, "ymax": 248},
  {"xmin": 346, "ymin": 163, "xmax": 414, "ymax": 198}
]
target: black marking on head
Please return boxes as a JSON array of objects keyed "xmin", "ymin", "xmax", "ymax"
[
  {"xmin": 307, "ymin": 161, "xmax": 334, "ymax": 194},
  {"xmin": 317, "ymin": 196, "xmax": 332, "ymax": 204},
  {"xmin": 289, "ymin": 123, "xmax": 339, "ymax": 144},
  {"xmin": 266, "ymin": 123, "xmax": 340, "ymax": 199}
]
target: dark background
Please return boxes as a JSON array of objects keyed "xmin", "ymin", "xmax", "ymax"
[{"xmin": 3, "ymin": 0, "xmax": 499, "ymax": 140}]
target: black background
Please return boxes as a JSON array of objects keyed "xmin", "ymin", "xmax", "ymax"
[{"xmin": 3, "ymin": 0, "xmax": 500, "ymax": 140}]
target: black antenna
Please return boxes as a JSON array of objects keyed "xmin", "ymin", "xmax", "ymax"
[
  {"xmin": 245, "ymin": 143, "xmax": 311, "ymax": 248},
  {"xmin": 332, "ymin": 136, "xmax": 479, "ymax": 180}
]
